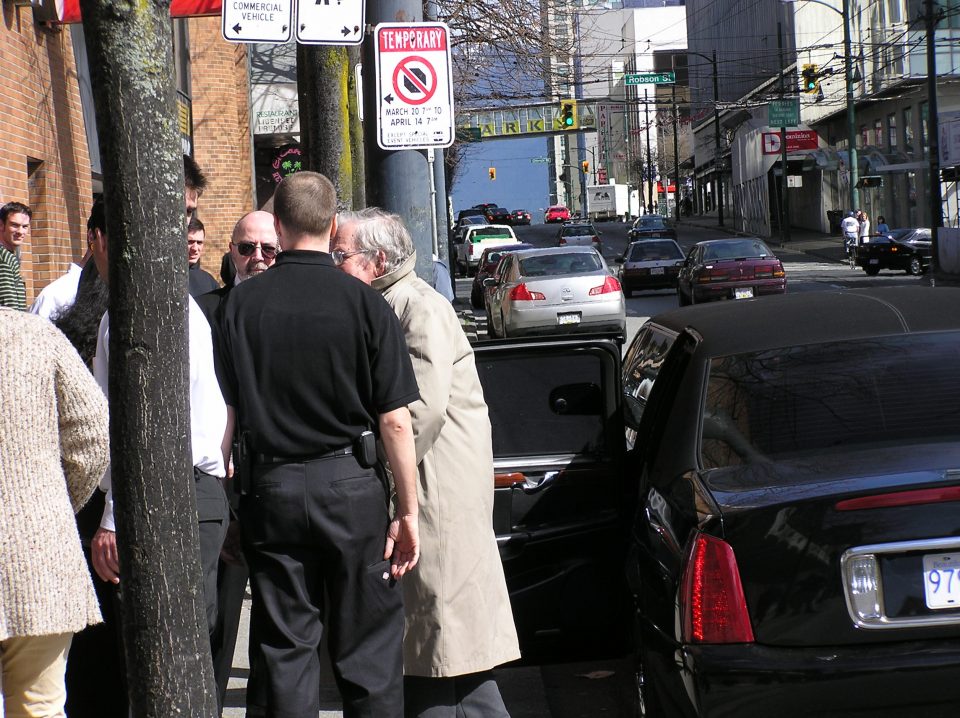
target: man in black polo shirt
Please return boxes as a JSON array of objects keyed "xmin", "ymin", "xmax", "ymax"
[{"xmin": 217, "ymin": 171, "xmax": 420, "ymax": 718}]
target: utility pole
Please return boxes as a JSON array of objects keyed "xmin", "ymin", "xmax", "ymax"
[
  {"xmin": 713, "ymin": 51, "xmax": 724, "ymax": 226},
  {"xmin": 362, "ymin": 0, "xmax": 435, "ymax": 282},
  {"xmin": 778, "ymin": 20, "xmax": 790, "ymax": 245},
  {"xmin": 672, "ymin": 80, "xmax": 680, "ymax": 221},
  {"xmin": 645, "ymin": 89, "xmax": 653, "ymax": 213},
  {"xmin": 926, "ymin": 0, "xmax": 943, "ymax": 276}
]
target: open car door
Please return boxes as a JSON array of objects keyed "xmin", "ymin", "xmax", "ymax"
[{"xmin": 473, "ymin": 336, "xmax": 632, "ymax": 663}]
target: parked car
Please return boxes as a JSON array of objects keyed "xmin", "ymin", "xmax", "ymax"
[
  {"xmin": 485, "ymin": 206, "xmax": 512, "ymax": 224},
  {"xmin": 470, "ymin": 242, "xmax": 535, "ymax": 309},
  {"xmin": 628, "ymin": 215, "xmax": 677, "ymax": 241},
  {"xmin": 557, "ymin": 222, "xmax": 603, "ymax": 253},
  {"xmin": 545, "ymin": 205, "xmax": 571, "ymax": 223},
  {"xmin": 456, "ymin": 207, "xmax": 487, "ymax": 224},
  {"xmin": 485, "ymin": 246, "xmax": 625, "ymax": 338},
  {"xmin": 455, "ymin": 224, "xmax": 519, "ymax": 276},
  {"xmin": 678, "ymin": 237, "xmax": 786, "ymax": 305},
  {"xmin": 451, "ymin": 214, "xmax": 488, "ymax": 245},
  {"xmin": 854, "ymin": 227, "xmax": 932, "ymax": 276},
  {"xmin": 621, "ymin": 287, "xmax": 960, "ymax": 716},
  {"xmin": 615, "ymin": 238, "xmax": 685, "ymax": 297},
  {"xmin": 511, "ymin": 209, "xmax": 532, "ymax": 226},
  {"xmin": 472, "ymin": 202, "xmax": 499, "ymax": 212}
]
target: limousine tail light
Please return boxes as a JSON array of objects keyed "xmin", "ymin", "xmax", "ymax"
[
  {"xmin": 589, "ymin": 276, "xmax": 622, "ymax": 296},
  {"xmin": 509, "ymin": 283, "xmax": 545, "ymax": 301},
  {"xmin": 681, "ymin": 534, "xmax": 755, "ymax": 644}
]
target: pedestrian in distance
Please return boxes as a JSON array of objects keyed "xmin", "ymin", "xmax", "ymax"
[
  {"xmin": 876, "ymin": 215, "xmax": 891, "ymax": 235},
  {"xmin": 188, "ymin": 217, "xmax": 220, "ymax": 298},
  {"xmin": 333, "ymin": 208, "xmax": 521, "ymax": 718},
  {"xmin": 858, "ymin": 210, "xmax": 871, "ymax": 244},
  {"xmin": 841, "ymin": 211, "xmax": 859, "ymax": 258},
  {"xmin": 216, "ymin": 171, "xmax": 421, "ymax": 718},
  {"xmin": 0, "ymin": 308, "xmax": 110, "ymax": 718},
  {"xmin": 0, "ymin": 201, "xmax": 30, "ymax": 310}
]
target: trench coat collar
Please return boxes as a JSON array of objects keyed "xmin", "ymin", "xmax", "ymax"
[{"xmin": 372, "ymin": 251, "xmax": 417, "ymax": 294}]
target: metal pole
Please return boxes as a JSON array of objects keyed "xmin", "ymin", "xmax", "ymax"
[
  {"xmin": 779, "ymin": 21, "xmax": 790, "ymax": 245},
  {"xmin": 713, "ymin": 52, "xmax": 724, "ymax": 226},
  {"xmin": 645, "ymin": 89, "xmax": 653, "ymax": 213},
  {"xmin": 843, "ymin": 0, "xmax": 859, "ymax": 212},
  {"xmin": 926, "ymin": 0, "xmax": 943, "ymax": 275},
  {"xmin": 672, "ymin": 80, "xmax": 680, "ymax": 221}
]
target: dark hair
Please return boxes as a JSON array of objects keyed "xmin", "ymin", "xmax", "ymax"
[
  {"xmin": 87, "ymin": 197, "xmax": 106, "ymax": 234},
  {"xmin": 53, "ymin": 260, "xmax": 109, "ymax": 366},
  {"xmin": 187, "ymin": 217, "xmax": 205, "ymax": 234},
  {"xmin": 183, "ymin": 155, "xmax": 208, "ymax": 196},
  {"xmin": 0, "ymin": 201, "xmax": 31, "ymax": 224}
]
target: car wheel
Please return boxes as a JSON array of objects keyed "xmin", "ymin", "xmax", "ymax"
[
  {"xmin": 677, "ymin": 286, "xmax": 689, "ymax": 306},
  {"xmin": 907, "ymin": 256, "xmax": 923, "ymax": 276},
  {"xmin": 864, "ymin": 265, "xmax": 880, "ymax": 276},
  {"xmin": 630, "ymin": 614, "xmax": 663, "ymax": 718}
]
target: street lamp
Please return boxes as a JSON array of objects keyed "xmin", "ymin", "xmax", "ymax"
[
  {"xmin": 685, "ymin": 50, "xmax": 723, "ymax": 226},
  {"xmin": 781, "ymin": 0, "xmax": 859, "ymax": 212}
]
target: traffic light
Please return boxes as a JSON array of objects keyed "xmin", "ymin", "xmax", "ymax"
[
  {"xmin": 801, "ymin": 64, "xmax": 819, "ymax": 94},
  {"xmin": 581, "ymin": 160, "xmax": 589, "ymax": 173},
  {"xmin": 558, "ymin": 99, "xmax": 578, "ymax": 130},
  {"xmin": 488, "ymin": 167, "xmax": 496, "ymax": 180}
]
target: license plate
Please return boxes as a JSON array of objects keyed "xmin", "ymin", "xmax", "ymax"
[
  {"xmin": 557, "ymin": 312, "xmax": 581, "ymax": 325},
  {"xmin": 650, "ymin": 267, "xmax": 665, "ymax": 275},
  {"xmin": 923, "ymin": 553, "xmax": 960, "ymax": 609},
  {"xmin": 869, "ymin": 258, "xmax": 879, "ymax": 265},
  {"xmin": 734, "ymin": 288, "xmax": 754, "ymax": 299}
]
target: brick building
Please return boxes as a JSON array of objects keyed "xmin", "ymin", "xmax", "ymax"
[{"xmin": 0, "ymin": 5, "xmax": 252, "ymax": 303}]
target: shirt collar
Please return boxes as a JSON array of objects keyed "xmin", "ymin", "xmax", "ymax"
[{"xmin": 274, "ymin": 249, "xmax": 336, "ymax": 267}]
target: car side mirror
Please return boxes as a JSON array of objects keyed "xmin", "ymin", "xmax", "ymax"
[{"xmin": 483, "ymin": 277, "xmax": 497, "ymax": 287}]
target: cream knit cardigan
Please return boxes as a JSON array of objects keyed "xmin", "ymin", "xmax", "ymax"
[{"xmin": 0, "ymin": 309, "xmax": 110, "ymax": 640}]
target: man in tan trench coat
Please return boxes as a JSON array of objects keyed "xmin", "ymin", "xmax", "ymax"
[{"xmin": 334, "ymin": 209, "xmax": 521, "ymax": 717}]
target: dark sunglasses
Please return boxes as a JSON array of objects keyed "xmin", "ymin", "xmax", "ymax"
[{"xmin": 234, "ymin": 241, "xmax": 278, "ymax": 259}]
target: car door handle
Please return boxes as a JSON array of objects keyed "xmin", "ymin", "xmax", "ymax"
[{"xmin": 523, "ymin": 470, "xmax": 560, "ymax": 495}]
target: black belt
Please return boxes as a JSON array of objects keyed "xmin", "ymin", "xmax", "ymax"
[{"xmin": 254, "ymin": 445, "xmax": 353, "ymax": 465}]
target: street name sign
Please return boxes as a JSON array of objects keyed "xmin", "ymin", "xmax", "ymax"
[
  {"xmin": 624, "ymin": 72, "xmax": 675, "ymax": 86},
  {"xmin": 374, "ymin": 22, "xmax": 455, "ymax": 150},
  {"xmin": 530, "ymin": 157, "xmax": 550, "ymax": 164},
  {"xmin": 768, "ymin": 98, "xmax": 800, "ymax": 128},
  {"xmin": 222, "ymin": 0, "xmax": 292, "ymax": 43},
  {"xmin": 295, "ymin": 0, "xmax": 364, "ymax": 44}
]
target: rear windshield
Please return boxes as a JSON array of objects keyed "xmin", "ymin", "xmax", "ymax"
[
  {"xmin": 561, "ymin": 225, "xmax": 594, "ymax": 236},
  {"xmin": 702, "ymin": 239, "xmax": 772, "ymax": 261},
  {"xmin": 628, "ymin": 241, "xmax": 683, "ymax": 261},
  {"xmin": 701, "ymin": 332, "xmax": 960, "ymax": 469},
  {"xmin": 635, "ymin": 217, "xmax": 666, "ymax": 228},
  {"xmin": 520, "ymin": 252, "xmax": 602, "ymax": 276}
]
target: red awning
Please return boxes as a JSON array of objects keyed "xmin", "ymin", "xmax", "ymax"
[{"xmin": 55, "ymin": 0, "xmax": 221, "ymax": 24}]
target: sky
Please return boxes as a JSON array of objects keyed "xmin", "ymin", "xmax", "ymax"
[{"xmin": 451, "ymin": 136, "xmax": 553, "ymax": 219}]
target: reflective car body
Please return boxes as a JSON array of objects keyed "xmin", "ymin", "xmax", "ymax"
[
  {"xmin": 557, "ymin": 222, "xmax": 603, "ymax": 253},
  {"xmin": 545, "ymin": 205, "xmax": 571, "ymax": 223},
  {"xmin": 677, "ymin": 237, "xmax": 786, "ymax": 305},
  {"xmin": 470, "ymin": 242, "xmax": 535, "ymax": 309},
  {"xmin": 628, "ymin": 215, "xmax": 677, "ymax": 241},
  {"xmin": 620, "ymin": 287, "xmax": 960, "ymax": 717},
  {"xmin": 616, "ymin": 239, "xmax": 685, "ymax": 296},
  {"xmin": 486, "ymin": 246, "xmax": 625, "ymax": 338},
  {"xmin": 855, "ymin": 227, "xmax": 932, "ymax": 276},
  {"xmin": 511, "ymin": 209, "xmax": 532, "ymax": 225},
  {"xmin": 455, "ymin": 224, "xmax": 519, "ymax": 276}
]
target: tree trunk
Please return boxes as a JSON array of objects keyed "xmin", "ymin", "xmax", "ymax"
[
  {"xmin": 78, "ymin": 2, "xmax": 218, "ymax": 715},
  {"xmin": 298, "ymin": 44, "xmax": 355, "ymax": 208}
]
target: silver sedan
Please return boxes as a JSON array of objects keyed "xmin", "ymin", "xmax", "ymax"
[{"xmin": 485, "ymin": 246, "xmax": 625, "ymax": 338}]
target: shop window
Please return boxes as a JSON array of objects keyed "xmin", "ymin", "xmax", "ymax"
[
  {"xmin": 904, "ymin": 106, "xmax": 914, "ymax": 154},
  {"xmin": 887, "ymin": 113, "xmax": 897, "ymax": 148},
  {"xmin": 874, "ymin": 119, "xmax": 883, "ymax": 146}
]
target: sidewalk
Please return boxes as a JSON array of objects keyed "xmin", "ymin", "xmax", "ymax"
[{"xmin": 677, "ymin": 211, "xmax": 847, "ymax": 264}]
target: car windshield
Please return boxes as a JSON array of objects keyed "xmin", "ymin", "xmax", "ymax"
[
  {"xmin": 520, "ymin": 252, "xmax": 602, "ymax": 276},
  {"xmin": 628, "ymin": 241, "xmax": 683, "ymax": 262},
  {"xmin": 561, "ymin": 225, "xmax": 594, "ymax": 236},
  {"xmin": 700, "ymin": 332, "xmax": 960, "ymax": 470},
  {"xmin": 635, "ymin": 217, "xmax": 667, "ymax": 229},
  {"xmin": 702, "ymin": 239, "xmax": 772, "ymax": 261}
]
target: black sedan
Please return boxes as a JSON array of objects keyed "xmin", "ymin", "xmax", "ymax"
[
  {"xmin": 622, "ymin": 287, "xmax": 960, "ymax": 717},
  {"xmin": 511, "ymin": 209, "xmax": 532, "ymax": 226},
  {"xmin": 485, "ymin": 206, "xmax": 512, "ymax": 224},
  {"xmin": 628, "ymin": 215, "xmax": 676, "ymax": 241},
  {"xmin": 854, "ymin": 227, "xmax": 931, "ymax": 276}
]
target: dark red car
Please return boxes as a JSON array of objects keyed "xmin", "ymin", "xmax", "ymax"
[
  {"xmin": 511, "ymin": 209, "xmax": 532, "ymax": 226},
  {"xmin": 677, "ymin": 238, "xmax": 786, "ymax": 305},
  {"xmin": 470, "ymin": 242, "xmax": 534, "ymax": 308}
]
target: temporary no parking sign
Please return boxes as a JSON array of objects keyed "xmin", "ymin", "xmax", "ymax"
[{"xmin": 374, "ymin": 22, "xmax": 454, "ymax": 150}]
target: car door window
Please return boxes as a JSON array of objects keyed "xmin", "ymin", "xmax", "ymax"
[{"xmin": 622, "ymin": 324, "xmax": 677, "ymax": 449}]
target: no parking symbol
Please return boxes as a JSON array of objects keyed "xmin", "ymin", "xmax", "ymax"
[{"xmin": 375, "ymin": 22, "xmax": 454, "ymax": 150}]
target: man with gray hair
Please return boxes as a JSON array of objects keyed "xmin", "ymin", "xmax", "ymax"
[{"xmin": 333, "ymin": 209, "xmax": 520, "ymax": 718}]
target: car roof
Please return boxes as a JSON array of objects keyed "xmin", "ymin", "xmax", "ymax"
[
  {"xmin": 512, "ymin": 245, "xmax": 600, "ymax": 258},
  {"xmin": 649, "ymin": 287, "xmax": 960, "ymax": 357},
  {"xmin": 480, "ymin": 242, "xmax": 534, "ymax": 257}
]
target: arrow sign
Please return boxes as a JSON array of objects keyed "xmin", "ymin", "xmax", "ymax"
[
  {"xmin": 296, "ymin": 0, "xmax": 365, "ymax": 44},
  {"xmin": 222, "ymin": 0, "xmax": 293, "ymax": 43}
]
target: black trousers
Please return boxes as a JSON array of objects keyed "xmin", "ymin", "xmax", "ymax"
[
  {"xmin": 240, "ymin": 454, "xmax": 404, "ymax": 718},
  {"xmin": 196, "ymin": 468, "xmax": 230, "ymax": 637}
]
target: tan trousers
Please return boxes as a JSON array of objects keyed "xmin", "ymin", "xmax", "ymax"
[{"xmin": 0, "ymin": 633, "xmax": 72, "ymax": 718}]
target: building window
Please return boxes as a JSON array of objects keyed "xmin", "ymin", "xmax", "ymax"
[
  {"xmin": 860, "ymin": 125, "xmax": 869, "ymax": 148},
  {"xmin": 887, "ymin": 113, "xmax": 897, "ymax": 148},
  {"xmin": 920, "ymin": 101, "xmax": 929, "ymax": 156},
  {"xmin": 904, "ymin": 106, "xmax": 914, "ymax": 154},
  {"xmin": 874, "ymin": 119, "xmax": 883, "ymax": 146},
  {"xmin": 887, "ymin": 0, "xmax": 902, "ymax": 23}
]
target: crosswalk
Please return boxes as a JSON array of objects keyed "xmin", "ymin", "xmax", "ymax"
[{"xmin": 782, "ymin": 260, "xmax": 853, "ymax": 273}]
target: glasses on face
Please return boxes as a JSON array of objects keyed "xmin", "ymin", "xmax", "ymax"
[
  {"xmin": 234, "ymin": 241, "xmax": 278, "ymax": 259},
  {"xmin": 331, "ymin": 248, "xmax": 369, "ymax": 266}
]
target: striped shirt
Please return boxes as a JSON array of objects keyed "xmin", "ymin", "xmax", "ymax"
[{"xmin": 0, "ymin": 246, "xmax": 26, "ymax": 311}]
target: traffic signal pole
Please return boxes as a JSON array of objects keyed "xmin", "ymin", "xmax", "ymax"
[{"xmin": 362, "ymin": 0, "xmax": 434, "ymax": 283}]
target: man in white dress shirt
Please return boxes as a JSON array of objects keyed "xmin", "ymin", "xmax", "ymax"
[{"xmin": 29, "ymin": 209, "xmax": 100, "ymax": 319}]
